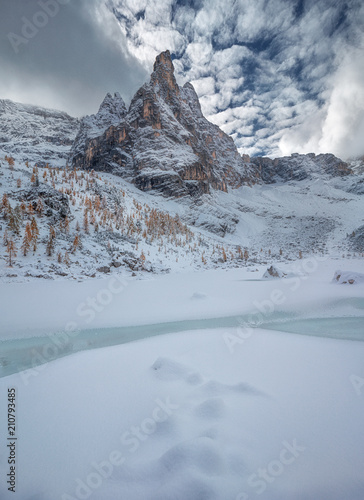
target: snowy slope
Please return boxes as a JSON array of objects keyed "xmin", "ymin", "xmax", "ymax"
[{"xmin": 0, "ymin": 155, "xmax": 364, "ymax": 283}]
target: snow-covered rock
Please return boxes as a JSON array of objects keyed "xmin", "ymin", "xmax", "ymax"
[
  {"xmin": 70, "ymin": 92, "xmax": 127, "ymax": 165},
  {"xmin": 263, "ymin": 265, "xmax": 287, "ymax": 279},
  {"xmin": 252, "ymin": 152, "xmax": 352, "ymax": 183},
  {"xmin": 332, "ymin": 270, "xmax": 364, "ymax": 285}
]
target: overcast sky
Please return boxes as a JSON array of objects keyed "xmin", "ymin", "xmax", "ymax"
[{"xmin": 1, "ymin": 0, "xmax": 363, "ymax": 159}]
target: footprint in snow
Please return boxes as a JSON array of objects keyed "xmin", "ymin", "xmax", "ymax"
[
  {"xmin": 190, "ymin": 292, "xmax": 207, "ymax": 300},
  {"xmin": 199, "ymin": 380, "xmax": 264, "ymax": 397},
  {"xmin": 194, "ymin": 397, "xmax": 225, "ymax": 420},
  {"xmin": 151, "ymin": 357, "xmax": 203, "ymax": 385}
]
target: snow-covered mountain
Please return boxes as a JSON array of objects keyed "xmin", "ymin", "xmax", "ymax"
[
  {"xmin": 70, "ymin": 50, "xmax": 259, "ymax": 197},
  {"xmin": 0, "ymin": 51, "xmax": 363, "ymax": 282},
  {"xmin": 0, "ymin": 98, "xmax": 79, "ymax": 167}
]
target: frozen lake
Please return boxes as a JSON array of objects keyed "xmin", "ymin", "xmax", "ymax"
[{"xmin": 1, "ymin": 313, "xmax": 363, "ymax": 379}]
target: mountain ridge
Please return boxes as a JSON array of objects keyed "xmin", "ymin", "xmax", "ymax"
[
  {"xmin": 0, "ymin": 50, "xmax": 357, "ymax": 196},
  {"xmin": 0, "ymin": 98, "xmax": 79, "ymax": 167}
]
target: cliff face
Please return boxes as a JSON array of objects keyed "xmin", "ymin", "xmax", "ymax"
[
  {"xmin": 70, "ymin": 50, "xmax": 257, "ymax": 197},
  {"xmin": 250, "ymin": 153, "xmax": 352, "ymax": 183}
]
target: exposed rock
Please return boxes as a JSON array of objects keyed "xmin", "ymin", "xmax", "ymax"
[
  {"xmin": 111, "ymin": 261, "xmax": 122, "ymax": 268},
  {"xmin": 263, "ymin": 265, "xmax": 287, "ymax": 279},
  {"xmin": 97, "ymin": 266, "xmax": 111, "ymax": 273},
  {"xmin": 70, "ymin": 50, "xmax": 259, "ymax": 197},
  {"xmin": 251, "ymin": 153, "xmax": 352, "ymax": 183},
  {"xmin": 70, "ymin": 92, "xmax": 127, "ymax": 167},
  {"xmin": 123, "ymin": 256, "xmax": 139, "ymax": 271},
  {"xmin": 347, "ymin": 226, "xmax": 364, "ymax": 252},
  {"xmin": 332, "ymin": 270, "xmax": 364, "ymax": 285},
  {"xmin": 20, "ymin": 183, "xmax": 70, "ymax": 218}
]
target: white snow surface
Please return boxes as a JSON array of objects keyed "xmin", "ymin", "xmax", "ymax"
[{"xmin": 0, "ymin": 260, "xmax": 364, "ymax": 500}]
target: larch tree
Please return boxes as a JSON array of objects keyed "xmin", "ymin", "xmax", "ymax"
[
  {"xmin": 64, "ymin": 251, "xmax": 71, "ymax": 266},
  {"xmin": 21, "ymin": 223, "xmax": 32, "ymax": 256},
  {"xmin": 30, "ymin": 217, "xmax": 39, "ymax": 251},
  {"xmin": 6, "ymin": 238, "xmax": 17, "ymax": 267},
  {"xmin": 46, "ymin": 225, "xmax": 56, "ymax": 257},
  {"xmin": 7, "ymin": 157, "xmax": 15, "ymax": 170},
  {"xmin": 1, "ymin": 193, "xmax": 10, "ymax": 212},
  {"xmin": 36, "ymin": 197, "xmax": 44, "ymax": 217},
  {"xmin": 71, "ymin": 234, "xmax": 80, "ymax": 253},
  {"xmin": 83, "ymin": 209, "xmax": 89, "ymax": 233}
]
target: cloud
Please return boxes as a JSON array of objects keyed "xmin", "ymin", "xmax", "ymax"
[
  {"xmin": 108, "ymin": 0, "xmax": 364, "ymax": 159},
  {"xmin": 1, "ymin": 0, "xmax": 363, "ymax": 159},
  {"xmin": 0, "ymin": 0, "xmax": 147, "ymax": 116}
]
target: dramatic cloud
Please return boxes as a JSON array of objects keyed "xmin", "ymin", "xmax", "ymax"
[
  {"xmin": 0, "ymin": 0, "xmax": 147, "ymax": 116},
  {"xmin": 108, "ymin": 0, "xmax": 364, "ymax": 159},
  {"xmin": 0, "ymin": 0, "xmax": 363, "ymax": 159}
]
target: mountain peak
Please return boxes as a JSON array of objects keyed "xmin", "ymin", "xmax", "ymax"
[
  {"xmin": 151, "ymin": 50, "xmax": 179, "ymax": 99},
  {"xmin": 98, "ymin": 92, "xmax": 126, "ymax": 115},
  {"xmin": 153, "ymin": 50, "xmax": 174, "ymax": 73},
  {"xmin": 70, "ymin": 49, "xmax": 255, "ymax": 197}
]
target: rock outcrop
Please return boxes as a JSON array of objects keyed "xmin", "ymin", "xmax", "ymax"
[
  {"xmin": 250, "ymin": 153, "xmax": 352, "ymax": 183},
  {"xmin": 70, "ymin": 50, "xmax": 258, "ymax": 197}
]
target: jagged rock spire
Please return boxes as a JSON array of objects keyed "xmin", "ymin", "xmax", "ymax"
[
  {"xmin": 150, "ymin": 50, "xmax": 180, "ymax": 100},
  {"xmin": 70, "ymin": 50, "xmax": 258, "ymax": 197}
]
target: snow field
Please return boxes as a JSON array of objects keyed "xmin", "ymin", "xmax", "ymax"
[{"xmin": 0, "ymin": 260, "xmax": 364, "ymax": 499}]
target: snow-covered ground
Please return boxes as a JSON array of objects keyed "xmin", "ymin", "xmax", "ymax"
[{"xmin": 0, "ymin": 258, "xmax": 363, "ymax": 499}]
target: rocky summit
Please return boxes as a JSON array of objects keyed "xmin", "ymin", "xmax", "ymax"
[{"xmin": 70, "ymin": 50, "xmax": 259, "ymax": 197}]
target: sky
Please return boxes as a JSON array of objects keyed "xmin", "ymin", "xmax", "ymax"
[{"xmin": 0, "ymin": 0, "xmax": 364, "ymax": 159}]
